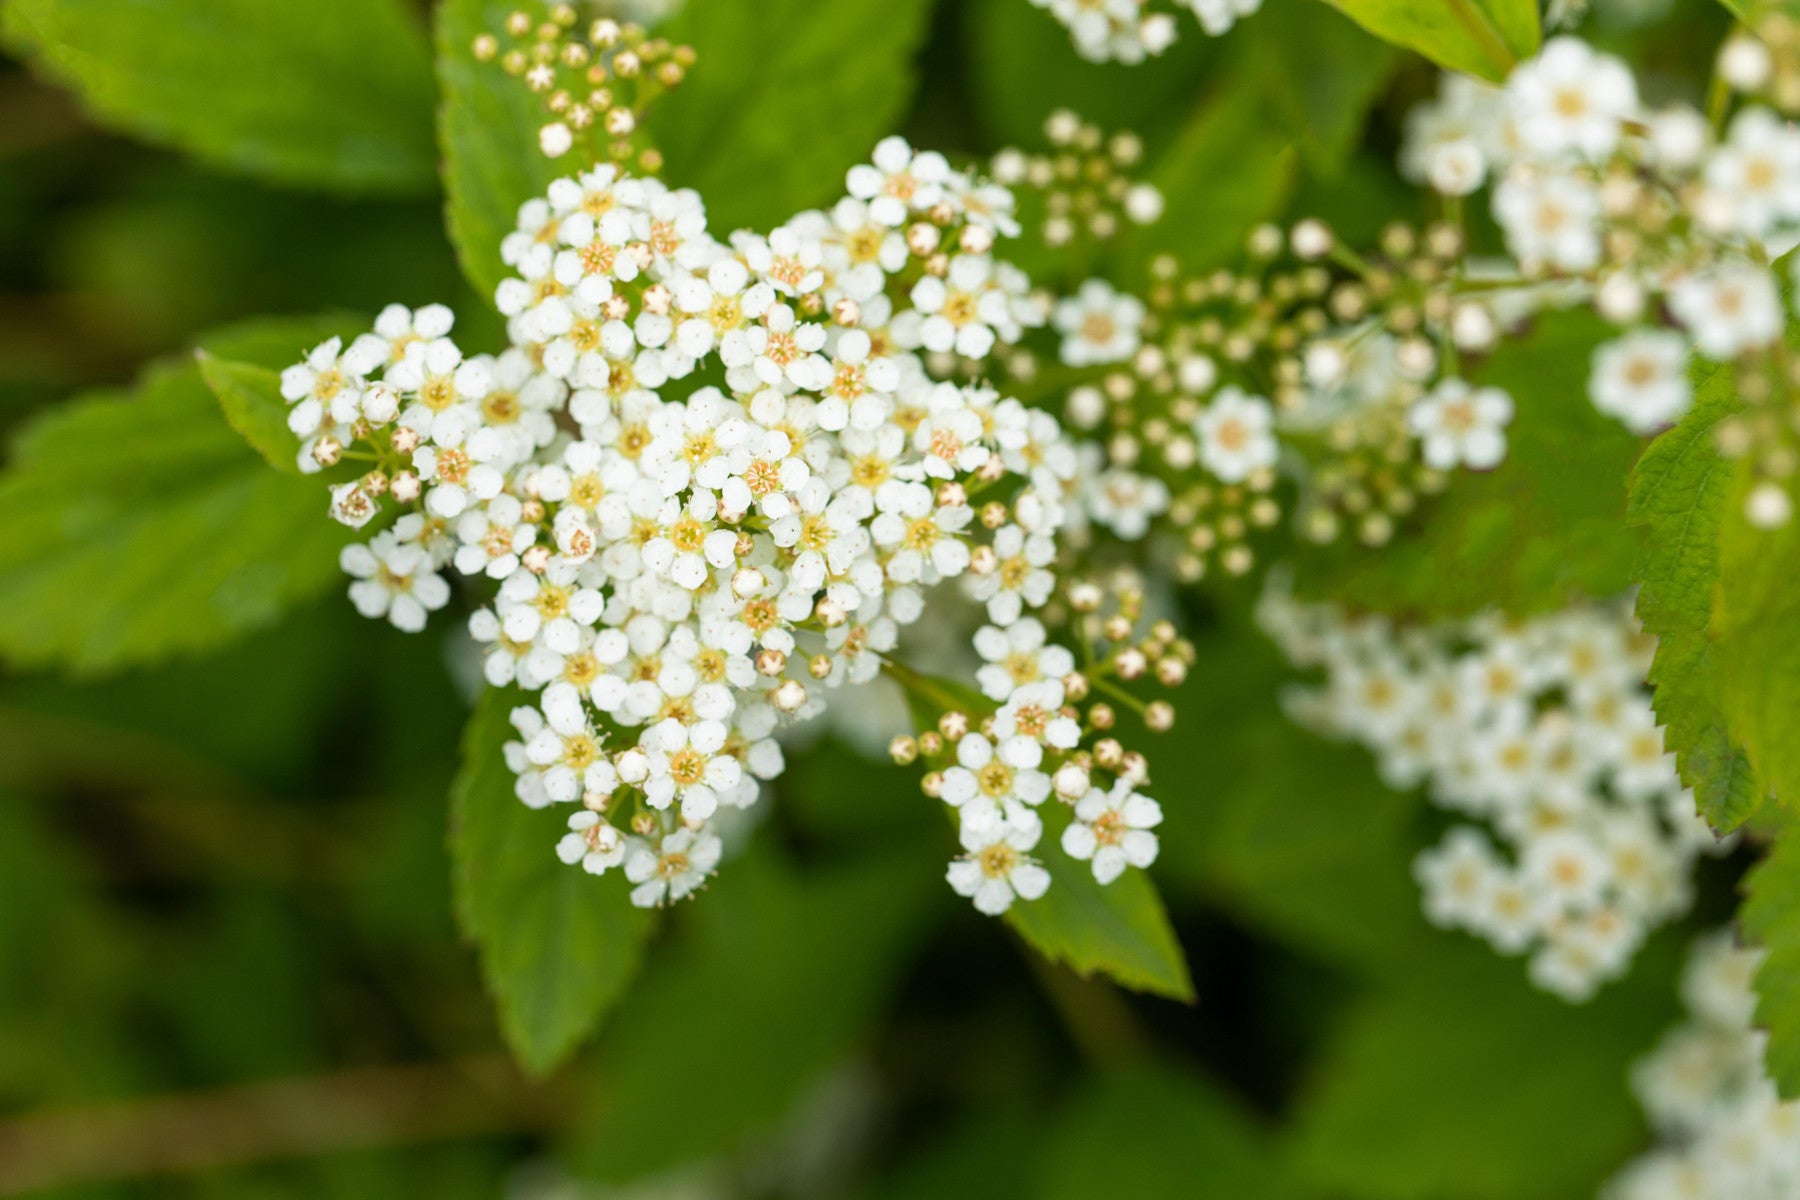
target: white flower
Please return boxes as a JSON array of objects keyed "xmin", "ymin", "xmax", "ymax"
[
  {"xmin": 340, "ymin": 527, "xmax": 449, "ymax": 633},
  {"xmin": 906, "ymin": 255, "xmax": 1009, "ymax": 358},
  {"xmin": 1061, "ymin": 782, "xmax": 1162, "ymax": 883},
  {"xmin": 1408, "ymin": 379, "xmax": 1513, "ymax": 470},
  {"xmin": 974, "ymin": 618, "xmax": 1076, "ymax": 702},
  {"xmin": 1053, "ymin": 279, "xmax": 1144, "ymax": 366},
  {"xmin": 1701, "ymin": 107, "xmax": 1800, "ymax": 239},
  {"xmin": 1493, "ymin": 171, "xmax": 1600, "ymax": 272},
  {"xmin": 1669, "ymin": 263, "xmax": 1783, "ymax": 359},
  {"xmin": 968, "ymin": 524, "xmax": 1056, "ymax": 625},
  {"xmin": 640, "ymin": 718, "xmax": 741, "ymax": 822},
  {"xmin": 1400, "ymin": 74, "xmax": 1505, "ymax": 194},
  {"xmin": 1082, "ymin": 465, "xmax": 1168, "ymax": 540},
  {"xmin": 940, "ymin": 732, "xmax": 1050, "ymax": 837},
  {"xmin": 845, "ymin": 136, "xmax": 952, "ymax": 227},
  {"xmin": 556, "ymin": 810, "xmax": 626, "ymax": 875},
  {"xmin": 523, "ymin": 683, "xmax": 616, "ymax": 803},
  {"xmin": 1505, "ymin": 36, "xmax": 1638, "ymax": 161},
  {"xmin": 1589, "ymin": 330, "xmax": 1692, "ymax": 433},
  {"xmin": 946, "ymin": 821, "xmax": 1049, "ymax": 915},
  {"xmin": 624, "ymin": 827, "xmax": 723, "ymax": 907},
  {"xmin": 1194, "ymin": 386, "xmax": 1278, "ymax": 482}
]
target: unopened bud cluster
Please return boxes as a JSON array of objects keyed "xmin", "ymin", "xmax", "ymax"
[
  {"xmin": 473, "ymin": 5, "xmax": 693, "ymax": 166},
  {"xmin": 1048, "ymin": 215, "xmax": 1492, "ymax": 578},
  {"xmin": 990, "ymin": 110, "xmax": 1165, "ymax": 249}
]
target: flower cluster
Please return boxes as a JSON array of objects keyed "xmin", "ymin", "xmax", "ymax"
[
  {"xmin": 278, "ymin": 131, "xmax": 1181, "ymax": 913},
  {"xmin": 1026, "ymin": 0, "xmax": 1262, "ymax": 63},
  {"xmin": 1019, "ymin": 25, "xmax": 1800, "ymax": 585},
  {"xmin": 1258, "ymin": 580, "xmax": 1722, "ymax": 1001},
  {"xmin": 990, "ymin": 110, "xmax": 1165, "ymax": 253},
  {"xmin": 1047, "ymin": 218, "xmax": 1507, "ymax": 579},
  {"xmin": 890, "ymin": 575, "xmax": 1187, "ymax": 912},
  {"xmin": 473, "ymin": 5, "xmax": 693, "ymax": 165},
  {"xmin": 1402, "ymin": 33, "xmax": 1800, "ymax": 525},
  {"xmin": 1605, "ymin": 932, "xmax": 1800, "ymax": 1200}
]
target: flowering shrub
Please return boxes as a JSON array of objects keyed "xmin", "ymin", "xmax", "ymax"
[{"xmin": 5, "ymin": 0, "xmax": 1800, "ymax": 1195}]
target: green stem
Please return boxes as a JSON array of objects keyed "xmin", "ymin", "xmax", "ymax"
[{"xmin": 881, "ymin": 658, "xmax": 983, "ymax": 719}]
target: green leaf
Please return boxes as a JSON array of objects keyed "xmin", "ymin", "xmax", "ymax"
[
  {"xmin": 196, "ymin": 313, "xmax": 369, "ymax": 476},
  {"xmin": 448, "ymin": 688, "xmax": 654, "ymax": 1076},
  {"xmin": 1155, "ymin": 602, "xmax": 1433, "ymax": 971},
  {"xmin": 564, "ymin": 842, "xmax": 937, "ymax": 1183},
  {"xmin": 1743, "ymin": 827, "xmax": 1800, "ymax": 1096},
  {"xmin": 1289, "ymin": 941, "xmax": 1676, "ymax": 1200},
  {"xmin": 648, "ymin": 0, "xmax": 936, "ymax": 232},
  {"xmin": 1628, "ymin": 367, "xmax": 1766, "ymax": 831},
  {"xmin": 1, "ymin": 0, "xmax": 436, "ymax": 195},
  {"xmin": 1709, "ymin": 462, "xmax": 1800, "ymax": 816},
  {"xmin": 1006, "ymin": 801, "xmax": 1195, "ymax": 1002},
  {"xmin": 1237, "ymin": 0, "xmax": 1403, "ymax": 179},
  {"xmin": 962, "ymin": 0, "xmax": 1229, "ymax": 151},
  {"xmin": 0, "ymin": 359, "xmax": 354, "ymax": 675},
  {"xmin": 1296, "ymin": 309, "xmax": 1644, "ymax": 620},
  {"xmin": 1319, "ymin": 0, "xmax": 1540, "ymax": 82},
  {"xmin": 436, "ymin": 0, "xmax": 564, "ymax": 303},
  {"xmin": 1043, "ymin": 1065, "xmax": 1302, "ymax": 1200}
]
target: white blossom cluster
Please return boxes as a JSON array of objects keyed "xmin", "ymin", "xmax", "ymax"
[
  {"xmin": 909, "ymin": 600, "xmax": 1176, "ymax": 913},
  {"xmin": 1258, "ymin": 580, "xmax": 1722, "ymax": 1002},
  {"xmin": 1401, "ymin": 36, "xmax": 1800, "ymax": 443},
  {"xmin": 1026, "ymin": 0, "xmax": 1262, "ymax": 63},
  {"xmin": 278, "ymin": 139, "xmax": 1156, "ymax": 914},
  {"xmin": 1606, "ymin": 933, "xmax": 1800, "ymax": 1200}
]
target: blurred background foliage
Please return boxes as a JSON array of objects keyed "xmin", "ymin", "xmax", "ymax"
[{"xmin": 0, "ymin": 0, "xmax": 1755, "ymax": 1196}]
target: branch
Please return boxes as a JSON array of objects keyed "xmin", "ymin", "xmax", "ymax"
[{"xmin": 0, "ymin": 1056, "xmax": 560, "ymax": 1195}]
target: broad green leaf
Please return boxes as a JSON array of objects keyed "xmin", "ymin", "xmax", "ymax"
[
  {"xmin": 1296, "ymin": 309, "xmax": 1644, "ymax": 619},
  {"xmin": 196, "ymin": 313, "xmax": 369, "ymax": 476},
  {"xmin": 436, "ymin": 0, "xmax": 564, "ymax": 303},
  {"xmin": 649, "ymin": 0, "xmax": 936, "ymax": 233},
  {"xmin": 1043, "ymin": 1065, "xmax": 1302, "ymax": 1200},
  {"xmin": 1710, "ymin": 465, "xmax": 1800, "ymax": 814},
  {"xmin": 1006, "ymin": 801, "xmax": 1195, "ymax": 1002},
  {"xmin": 195, "ymin": 356, "xmax": 291, "ymax": 475},
  {"xmin": 449, "ymin": 688, "xmax": 654, "ymax": 1076},
  {"xmin": 564, "ymin": 843, "xmax": 937, "ymax": 1183},
  {"xmin": 1628, "ymin": 369, "xmax": 1765, "ymax": 831},
  {"xmin": 1237, "ymin": 0, "xmax": 1403, "ymax": 178},
  {"xmin": 1742, "ymin": 828, "xmax": 1800, "ymax": 1097},
  {"xmin": 1320, "ymin": 0, "xmax": 1540, "ymax": 82},
  {"xmin": 1, "ymin": 0, "xmax": 436, "ymax": 195},
  {"xmin": 1289, "ymin": 941, "xmax": 1677, "ymax": 1200},
  {"xmin": 0, "ymin": 360, "xmax": 353, "ymax": 675}
]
